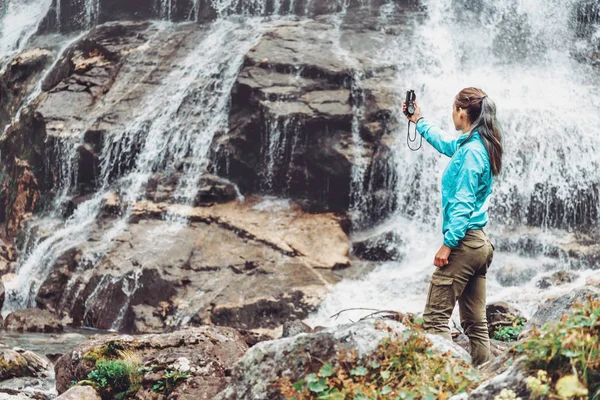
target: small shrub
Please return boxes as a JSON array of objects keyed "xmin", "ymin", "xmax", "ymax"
[
  {"xmin": 86, "ymin": 359, "xmax": 141, "ymax": 400},
  {"xmin": 152, "ymin": 368, "xmax": 192, "ymax": 394},
  {"xmin": 513, "ymin": 296, "xmax": 600, "ymax": 399},
  {"xmin": 493, "ymin": 318, "xmax": 526, "ymax": 342}
]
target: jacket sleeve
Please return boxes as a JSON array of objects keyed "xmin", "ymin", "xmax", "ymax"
[
  {"xmin": 443, "ymin": 150, "xmax": 482, "ymax": 248},
  {"xmin": 416, "ymin": 118, "xmax": 459, "ymax": 158}
]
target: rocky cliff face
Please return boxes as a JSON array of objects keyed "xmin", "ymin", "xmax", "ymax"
[{"xmin": 0, "ymin": 2, "xmax": 416, "ymax": 336}]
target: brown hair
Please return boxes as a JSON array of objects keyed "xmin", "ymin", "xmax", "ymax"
[{"xmin": 455, "ymin": 87, "xmax": 503, "ymax": 176}]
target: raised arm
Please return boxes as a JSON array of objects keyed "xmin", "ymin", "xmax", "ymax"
[{"xmin": 416, "ymin": 118, "xmax": 459, "ymax": 158}]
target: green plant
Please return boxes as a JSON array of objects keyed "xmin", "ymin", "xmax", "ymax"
[
  {"xmin": 83, "ymin": 341, "xmax": 127, "ymax": 364},
  {"xmin": 512, "ymin": 297, "xmax": 600, "ymax": 400},
  {"xmin": 493, "ymin": 317, "xmax": 526, "ymax": 342},
  {"xmin": 86, "ymin": 359, "xmax": 142, "ymax": 400},
  {"xmin": 275, "ymin": 323, "xmax": 480, "ymax": 399},
  {"xmin": 152, "ymin": 368, "xmax": 192, "ymax": 394}
]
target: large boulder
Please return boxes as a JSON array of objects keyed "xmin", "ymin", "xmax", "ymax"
[
  {"xmin": 0, "ymin": 349, "xmax": 52, "ymax": 381},
  {"xmin": 215, "ymin": 320, "xmax": 471, "ymax": 400},
  {"xmin": 36, "ymin": 198, "xmax": 349, "ymax": 334},
  {"xmin": 526, "ymin": 286, "xmax": 600, "ymax": 328},
  {"xmin": 3, "ymin": 308, "xmax": 63, "ymax": 333},
  {"xmin": 54, "ymin": 326, "xmax": 249, "ymax": 398},
  {"xmin": 55, "ymin": 386, "xmax": 101, "ymax": 400}
]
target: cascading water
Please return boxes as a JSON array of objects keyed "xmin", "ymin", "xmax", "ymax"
[
  {"xmin": 1, "ymin": 0, "xmax": 599, "ymax": 337},
  {"xmin": 2, "ymin": 9, "xmax": 285, "ymax": 329},
  {"xmin": 307, "ymin": 0, "xmax": 600, "ymax": 326},
  {"xmin": 0, "ymin": 0, "xmax": 53, "ymax": 63},
  {"xmin": 84, "ymin": 0, "xmax": 100, "ymax": 27}
]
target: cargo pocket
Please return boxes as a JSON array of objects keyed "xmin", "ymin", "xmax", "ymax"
[{"xmin": 428, "ymin": 275, "xmax": 455, "ymax": 311}]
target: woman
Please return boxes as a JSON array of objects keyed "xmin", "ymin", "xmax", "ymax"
[{"xmin": 402, "ymin": 87, "xmax": 503, "ymax": 366}]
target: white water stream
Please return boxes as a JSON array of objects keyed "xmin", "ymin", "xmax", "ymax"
[
  {"xmin": 1, "ymin": 0, "xmax": 599, "ymax": 333},
  {"xmin": 307, "ymin": 0, "xmax": 600, "ymax": 326}
]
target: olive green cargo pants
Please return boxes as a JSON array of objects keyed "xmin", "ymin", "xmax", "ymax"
[{"xmin": 423, "ymin": 229, "xmax": 494, "ymax": 366}]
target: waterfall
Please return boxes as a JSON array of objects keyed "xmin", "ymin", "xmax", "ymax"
[
  {"xmin": 0, "ymin": 0, "xmax": 53, "ymax": 64},
  {"xmin": 84, "ymin": 0, "xmax": 100, "ymax": 27},
  {"xmin": 307, "ymin": 0, "xmax": 600, "ymax": 326},
  {"xmin": 2, "ymin": 16, "xmax": 283, "ymax": 327},
  {"xmin": 2, "ymin": 0, "xmax": 599, "ymax": 333}
]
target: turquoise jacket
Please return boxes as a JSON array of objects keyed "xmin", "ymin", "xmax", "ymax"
[{"xmin": 416, "ymin": 118, "xmax": 493, "ymax": 248}]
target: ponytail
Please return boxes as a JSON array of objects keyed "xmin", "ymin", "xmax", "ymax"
[{"xmin": 455, "ymin": 87, "xmax": 503, "ymax": 176}]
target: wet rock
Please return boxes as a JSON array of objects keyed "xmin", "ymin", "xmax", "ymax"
[
  {"xmin": 536, "ymin": 270, "xmax": 579, "ymax": 289},
  {"xmin": 1, "ymin": 158, "xmax": 41, "ymax": 238},
  {"xmin": 494, "ymin": 264, "xmax": 537, "ymax": 287},
  {"xmin": 486, "ymin": 301, "xmax": 526, "ymax": 338},
  {"xmin": 236, "ymin": 329, "xmax": 275, "ymax": 347},
  {"xmin": 4, "ymin": 308, "xmax": 63, "ymax": 333},
  {"xmin": 468, "ymin": 358, "xmax": 530, "ymax": 400},
  {"xmin": 0, "ymin": 243, "xmax": 17, "ymax": 262},
  {"xmin": 352, "ymin": 230, "xmax": 403, "ymax": 262},
  {"xmin": 55, "ymin": 385, "xmax": 101, "ymax": 400},
  {"xmin": 54, "ymin": 326, "xmax": 248, "ymax": 397},
  {"xmin": 100, "ymin": 192, "xmax": 121, "ymax": 216},
  {"xmin": 0, "ymin": 257, "xmax": 12, "ymax": 275},
  {"xmin": 194, "ymin": 174, "xmax": 239, "ymax": 206},
  {"xmin": 281, "ymin": 320, "xmax": 313, "ymax": 338},
  {"xmin": 587, "ymin": 270, "xmax": 600, "ymax": 287},
  {"xmin": 215, "ymin": 320, "xmax": 470, "ymax": 400},
  {"xmin": 0, "ymin": 349, "xmax": 52, "ymax": 380},
  {"xmin": 214, "ymin": 19, "xmax": 397, "ymax": 218},
  {"xmin": 526, "ymin": 286, "xmax": 600, "ymax": 328},
  {"xmin": 0, "ymin": 48, "xmax": 53, "ymax": 130},
  {"xmin": 39, "ymin": 198, "xmax": 347, "ymax": 333}
]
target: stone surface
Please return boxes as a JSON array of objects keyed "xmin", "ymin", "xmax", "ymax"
[
  {"xmin": 0, "ymin": 349, "xmax": 52, "ymax": 381},
  {"xmin": 468, "ymin": 357, "xmax": 530, "ymax": 400},
  {"xmin": 281, "ymin": 320, "xmax": 313, "ymax": 338},
  {"xmin": 36, "ymin": 197, "xmax": 348, "ymax": 333},
  {"xmin": 0, "ymin": 48, "xmax": 53, "ymax": 131},
  {"xmin": 55, "ymin": 385, "xmax": 101, "ymax": 400},
  {"xmin": 213, "ymin": 18, "xmax": 399, "ymax": 219},
  {"xmin": 215, "ymin": 320, "xmax": 470, "ymax": 400},
  {"xmin": 526, "ymin": 286, "xmax": 600, "ymax": 329},
  {"xmin": 352, "ymin": 230, "xmax": 404, "ymax": 262},
  {"xmin": 536, "ymin": 270, "xmax": 579, "ymax": 289},
  {"xmin": 54, "ymin": 326, "xmax": 248, "ymax": 398},
  {"xmin": 3, "ymin": 309, "xmax": 63, "ymax": 333},
  {"xmin": 587, "ymin": 270, "xmax": 600, "ymax": 286},
  {"xmin": 494, "ymin": 264, "xmax": 538, "ymax": 287}
]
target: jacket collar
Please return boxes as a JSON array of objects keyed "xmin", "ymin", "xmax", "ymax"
[{"xmin": 458, "ymin": 127, "xmax": 480, "ymax": 146}]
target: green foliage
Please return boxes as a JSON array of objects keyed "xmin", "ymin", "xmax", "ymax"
[
  {"xmin": 493, "ymin": 318, "xmax": 526, "ymax": 342},
  {"xmin": 512, "ymin": 297, "xmax": 600, "ymax": 400},
  {"xmin": 151, "ymin": 368, "xmax": 192, "ymax": 394},
  {"xmin": 275, "ymin": 322, "xmax": 480, "ymax": 399},
  {"xmin": 102, "ymin": 341, "xmax": 126, "ymax": 358},
  {"xmin": 87, "ymin": 359, "xmax": 140, "ymax": 399},
  {"xmin": 83, "ymin": 341, "xmax": 126, "ymax": 363}
]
